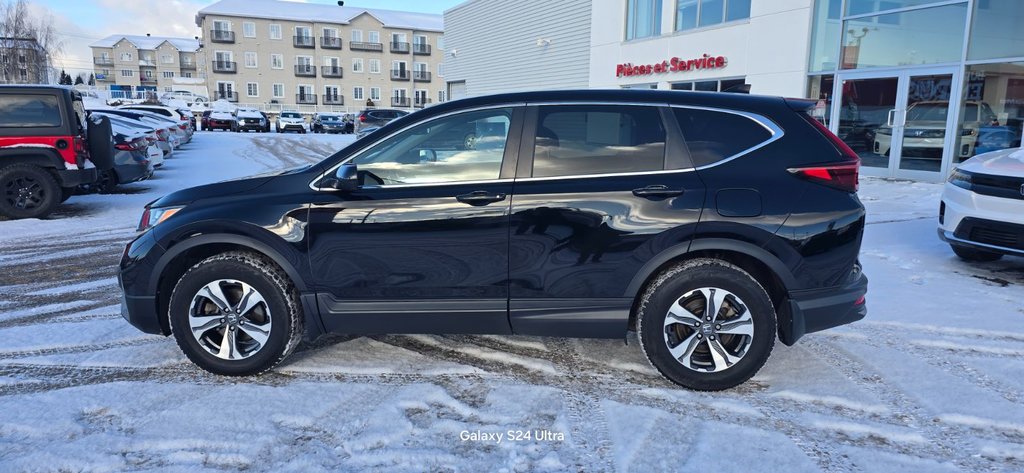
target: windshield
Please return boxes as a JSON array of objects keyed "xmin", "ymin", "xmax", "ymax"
[
  {"xmin": 322, "ymin": 115, "xmax": 340, "ymax": 121},
  {"xmin": 906, "ymin": 103, "xmax": 950, "ymax": 122},
  {"xmin": 282, "ymin": 112, "xmax": 301, "ymax": 118}
]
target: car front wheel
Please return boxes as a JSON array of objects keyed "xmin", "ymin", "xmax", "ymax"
[
  {"xmin": 169, "ymin": 252, "xmax": 303, "ymax": 376},
  {"xmin": 637, "ymin": 258, "xmax": 776, "ymax": 391}
]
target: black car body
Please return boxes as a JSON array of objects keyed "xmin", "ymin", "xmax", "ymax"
[
  {"xmin": 236, "ymin": 110, "xmax": 267, "ymax": 132},
  {"xmin": 119, "ymin": 90, "xmax": 867, "ymax": 390},
  {"xmin": 354, "ymin": 108, "xmax": 407, "ymax": 133},
  {"xmin": 312, "ymin": 114, "xmax": 349, "ymax": 134}
]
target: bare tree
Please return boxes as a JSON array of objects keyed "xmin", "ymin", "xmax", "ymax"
[{"xmin": 0, "ymin": 0, "xmax": 62, "ymax": 84}]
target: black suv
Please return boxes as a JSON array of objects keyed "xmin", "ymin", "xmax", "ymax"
[
  {"xmin": 354, "ymin": 108, "xmax": 408, "ymax": 133},
  {"xmin": 0, "ymin": 85, "xmax": 114, "ymax": 219},
  {"xmin": 119, "ymin": 90, "xmax": 867, "ymax": 391}
]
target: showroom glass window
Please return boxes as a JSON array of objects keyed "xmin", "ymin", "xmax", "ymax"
[
  {"xmin": 531, "ymin": 105, "xmax": 666, "ymax": 178},
  {"xmin": 839, "ymin": 3, "xmax": 967, "ymax": 69},
  {"xmin": 352, "ymin": 109, "xmax": 512, "ymax": 186},
  {"xmin": 952, "ymin": 62, "xmax": 1024, "ymax": 164},
  {"xmin": 808, "ymin": 0, "xmax": 842, "ymax": 71},
  {"xmin": 676, "ymin": 0, "xmax": 751, "ymax": 32},
  {"xmin": 626, "ymin": 0, "xmax": 662, "ymax": 40},
  {"xmin": 968, "ymin": 0, "xmax": 1024, "ymax": 61}
]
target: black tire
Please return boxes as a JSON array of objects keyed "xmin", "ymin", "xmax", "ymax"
[
  {"xmin": 95, "ymin": 169, "xmax": 118, "ymax": 194},
  {"xmin": 637, "ymin": 258, "xmax": 776, "ymax": 391},
  {"xmin": 951, "ymin": 244, "xmax": 1002, "ymax": 262},
  {"xmin": 169, "ymin": 251, "xmax": 303, "ymax": 376},
  {"xmin": 0, "ymin": 164, "xmax": 61, "ymax": 219}
]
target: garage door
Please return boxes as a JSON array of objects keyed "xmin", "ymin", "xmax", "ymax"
[{"xmin": 448, "ymin": 81, "xmax": 467, "ymax": 100}]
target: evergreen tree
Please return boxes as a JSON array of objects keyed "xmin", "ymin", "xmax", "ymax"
[
  {"xmin": 87, "ymin": 73, "xmax": 95, "ymax": 86},
  {"xmin": 74, "ymin": 74, "xmax": 84, "ymax": 85},
  {"xmin": 58, "ymin": 69, "xmax": 70, "ymax": 85}
]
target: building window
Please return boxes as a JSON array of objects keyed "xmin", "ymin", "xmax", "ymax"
[
  {"xmin": 243, "ymin": 22, "xmax": 256, "ymax": 38},
  {"xmin": 351, "ymin": 29, "xmax": 363, "ymax": 42},
  {"xmin": 247, "ymin": 82, "xmax": 259, "ymax": 97},
  {"xmin": 968, "ymin": 0, "xmax": 1024, "ymax": 61},
  {"xmin": 370, "ymin": 87, "xmax": 381, "ymax": 101},
  {"xmin": 162, "ymin": 71, "xmax": 174, "ymax": 78},
  {"xmin": 368, "ymin": 59, "xmax": 381, "ymax": 73},
  {"xmin": 269, "ymin": 24, "xmax": 282, "ymax": 40},
  {"xmin": 160, "ymin": 54, "xmax": 173, "ymax": 64},
  {"xmin": 626, "ymin": 0, "xmax": 662, "ymax": 40},
  {"xmin": 143, "ymin": 69, "xmax": 154, "ymax": 78},
  {"xmin": 244, "ymin": 52, "xmax": 258, "ymax": 68},
  {"xmin": 437, "ymin": 35, "xmax": 445, "ymax": 50},
  {"xmin": 438, "ymin": 63, "xmax": 445, "ymax": 77},
  {"xmin": 183, "ymin": 72, "xmax": 192, "ymax": 78},
  {"xmin": 352, "ymin": 58, "xmax": 364, "ymax": 73},
  {"xmin": 271, "ymin": 54, "xmax": 283, "ymax": 69},
  {"xmin": 670, "ymin": 77, "xmax": 746, "ymax": 92},
  {"xmin": 438, "ymin": 90, "xmax": 446, "ymax": 102},
  {"xmin": 213, "ymin": 20, "xmax": 231, "ymax": 32},
  {"xmin": 677, "ymin": 0, "xmax": 751, "ymax": 31},
  {"xmin": 272, "ymin": 83, "xmax": 284, "ymax": 98},
  {"xmin": 121, "ymin": 69, "xmax": 133, "ymax": 77},
  {"xmin": 353, "ymin": 86, "xmax": 364, "ymax": 100},
  {"xmin": 323, "ymin": 27, "xmax": 338, "ymax": 39},
  {"xmin": 369, "ymin": 31, "xmax": 380, "ymax": 43},
  {"xmin": 120, "ymin": 52, "xmax": 132, "ymax": 61},
  {"xmin": 840, "ymin": 3, "xmax": 966, "ymax": 69},
  {"xmin": 295, "ymin": 26, "xmax": 311, "ymax": 39}
]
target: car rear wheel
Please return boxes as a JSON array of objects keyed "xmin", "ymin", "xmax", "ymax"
[
  {"xmin": 637, "ymin": 258, "xmax": 776, "ymax": 391},
  {"xmin": 950, "ymin": 244, "xmax": 1002, "ymax": 262},
  {"xmin": 169, "ymin": 251, "xmax": 303, "ymax": 376},
  {"xmin": 0, "ymin": 164, "xmax": 60, "ymax": 220}
]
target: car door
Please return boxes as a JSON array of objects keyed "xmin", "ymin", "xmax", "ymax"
[
  {"xmin": 307, "ymin": 106, "xmax": 525, "ymax": 334},
  {"xmin": 508, "ymin": 104, "xmax": 706, "ymax": 337}
]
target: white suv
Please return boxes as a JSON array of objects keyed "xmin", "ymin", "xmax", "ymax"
[
  {"xmin": 939, "ymin": 147, "xmax": 1024, "ymax": 261},
  {"xmin": 276, "ymin": 111, "xmax": 306, "ymax": 133}
]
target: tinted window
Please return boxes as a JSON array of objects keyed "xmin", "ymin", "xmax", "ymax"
[
  {"xmin": 352, "ymin": 108, "xmax": 512, "ymax": 185},
  {"xmin": 531, "ymin": 105, "xmax": 666, "ymax": 178},
  {"xmin": 281, "ymin": 112, "xmax": 301, "ymax": 118},
  {"xmin": 0, "ymin": 95, "xmax": 62, "ymax": 127},
  {"xmin": 673, "ymin": 108, "xmax": 772, "ymax": 167}
]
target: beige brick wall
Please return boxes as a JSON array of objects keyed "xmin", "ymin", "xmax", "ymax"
[{"xmin": 91, "ymin": 40, "xmax": 205, "ymax": 95}]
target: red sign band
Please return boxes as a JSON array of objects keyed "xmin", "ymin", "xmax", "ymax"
[{"xmin": 616, "ymin": 54, "xmax": 727, "ymax": 78}]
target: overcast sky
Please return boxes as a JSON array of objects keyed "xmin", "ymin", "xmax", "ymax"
[{"xmin": 31, "ymin": 0, "xmax": 463, "ymax": 78}]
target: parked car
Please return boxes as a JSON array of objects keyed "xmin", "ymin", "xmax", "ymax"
[
  {"xmin": 95, "ymin": 112, "xmax": 174, "ymax": 159},
  {"xmin": 259, "ymin": 111, "xmax": 272, "ymax": 132},
  {"xmin": 354, "ymin": 108, "xmax": 408, "ymax": 133},
  {"xmin": 276, "ymin": 111, "xmax": 306, "ymax": 133},
  {"xmin": 86, "ymin": 122, "xmax": 154, "ymax": 194},
  {"xmin": 119, "ymin": 104, "xmax": 193, "ymax": 143},
  {"xmin": 974, "ymin": 125, "xmax": 1022, "ymax": 155},
  {"xmin": 94, "ymin": 109, "xmax": 181, "ymax": 153},
  {"xmin": 355, "ymin": 126, "xmax": 380, "ymax": 140},
  {"xmin": 207, "ymin": 111, "xmax": 238, "ymax": 132},
  {"xmin": 311, "ymin": 113, "xmax": 348, "ymax": 134},
  {"xmin": 119, "ymin": 90, "xmax": 868, "ymax": 391},
  {"xmin": 0, "ymin": 85, "xmax": 113, "ymax": 219},
  {"xmin": 939, "ymin": 147, "xmax": 1024, "ymax": 261},
  {"xmin": 874, "ymin": 101, "xmax": 997, "ymax": 159},
  {"xmin": 235, "ymin": 109, "xmax": 267, "ymax": 132},
  {"xmin": 161, "ymin": 90, "xmax": 208, "ymax": 104}
]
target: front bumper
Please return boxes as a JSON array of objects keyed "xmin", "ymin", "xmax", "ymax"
[
  {"xmin": 119, "ymin": 230, "xmax": 167, "ymax": 335},
  {"xmin": 781, "ymin": 271, "xmax": 868, "ymax": 345}
]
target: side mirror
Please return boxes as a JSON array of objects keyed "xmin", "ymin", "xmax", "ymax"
[
  {"xmin": 321, "ymin": 163, "xmax": 359, "ymax": 192},
  {"xmin": 418, "ymin": 149, "xmax": 437, "ymax": 162}
]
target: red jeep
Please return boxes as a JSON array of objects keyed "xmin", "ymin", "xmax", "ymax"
[{"xmin": 0, "ymin": 86, "xmax": 114, "ymax": 219}]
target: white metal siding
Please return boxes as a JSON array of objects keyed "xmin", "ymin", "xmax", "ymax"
[{"xmin": 444, "ymin": 0, "xmax": 592, "ymax": 97}]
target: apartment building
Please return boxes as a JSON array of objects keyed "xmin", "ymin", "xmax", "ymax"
[
  {"xmin": 0, "ymin": 37, "xmax": 50, "ymax": 84},
  {"xmin": 196, "ymin": 0, "xmax": 445, "ymax": 111},
  {"xmin": 90, "ymin": 34, "xmax": 203, "ymax": 96}
]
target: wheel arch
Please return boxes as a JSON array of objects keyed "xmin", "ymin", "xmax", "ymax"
[
  {"xmin": 625, "ymin": 238, "xmax": 796, "ymax": 339},
  {"xmin": 0, "ymin": 149, "xmax": 67, "ymax": 170}
]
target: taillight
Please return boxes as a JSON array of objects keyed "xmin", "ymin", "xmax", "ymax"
[
  {"xmin": 790, "ymin": 113, "xmax": 860, "ymax": 193},
  {"xmin": 156, "ymin": 129, "xmax": 169, "ymax": 141},
  {"xmin": 115, "ymin": 142, "xmax": 133, "ymax": 151},
  {"xmin": 359, "ymin": 115, "xmax": 366, "ymax": 122},
  {"xmin": 178, "ymin": 124, "xmax": 187, "ymax": 130}
]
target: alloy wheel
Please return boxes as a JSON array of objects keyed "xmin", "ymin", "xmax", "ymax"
[
  {"xmin": 663, "ymin": 287, "xmax": 755, "ymax": 373},
  {"xmin": 3, "ymin": 174, "xmax": 45, "ymax": 210},
  {"xmin": 188, "ymin": 279, "xmax": 272, "ymax": 360}
]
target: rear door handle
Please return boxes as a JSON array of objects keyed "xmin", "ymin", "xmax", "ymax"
[
  {"xmin": 632, "ymin": 185, "xmax": 684, "ymax": 198},
  {"xmin": 456, "ymin": 190, "xmax": 507, "ymax": 206}
]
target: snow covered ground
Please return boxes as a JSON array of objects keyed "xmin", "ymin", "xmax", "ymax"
[{"xmin": 0, "ymin": 131, "xmax": 1022, "ymax": 472}]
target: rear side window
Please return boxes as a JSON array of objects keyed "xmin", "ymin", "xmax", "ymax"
[
  {"xmin": 0, "ymin": 95, "xmax": 62, "ymax": 127},
  {"xmin": 673, "ymin": 108, "xmax": 772, "ymax": 167},
  {"xmin": 532, "ymin": 105, "xmax": 666, "ymax": 178}
]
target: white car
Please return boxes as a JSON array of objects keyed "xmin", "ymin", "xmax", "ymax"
[
  {"xmin": 120, "ymin": 105, "xmax": 193, "ymax": 142},
  {"xmin": 276, "ymin": 111, "xmax": 306, "ymax": 133},
  {"xmin": 939, "ymin": 147, "xmax": 1024, "ymax": 261},
  {"xmin": 161, "ymin": 90, "xmax": 208, "ymax": 103}
]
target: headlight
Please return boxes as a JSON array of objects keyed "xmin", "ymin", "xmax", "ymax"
[
  {"xmin": 947, "ymin": 169, "xmax": 972, "ymax": 190},
  {"xmin": 138, "ymin": 206, "xmax": 184, "ymax": 231}
]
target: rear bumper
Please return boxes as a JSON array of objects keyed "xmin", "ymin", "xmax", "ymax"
[
  {"xmin": 780, "ymin": 271, "xmax": 867, "ymax": 345},
  {"xmin": 54, "ymin": 167, "xmax": 98, "ymax": 187}
]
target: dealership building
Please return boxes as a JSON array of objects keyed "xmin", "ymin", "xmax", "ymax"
[{"xmin": 444, "ymin": 0, "xmax": 1024, "ymax": 181}]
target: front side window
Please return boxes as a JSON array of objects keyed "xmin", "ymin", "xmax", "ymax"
[
  {"xmin": 351, "ymin": 108, "xmax": 513, "ymax": 186},
  {"xmin": 673, "ymin": 107, "xmax": 772, "ymax": 167},
  {"xmin": 531, "ymin": 105, "xmax": 666, "ymax": 178},
  {"xmin": 626, "ymin": 0, "xmax": 662, "ymax": 40}
]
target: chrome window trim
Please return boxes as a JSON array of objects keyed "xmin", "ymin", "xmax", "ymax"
[
  {"xmin": 309, "ymin": 102, "xmax": 526, "ymax": 191},
  {"xmin": 358, "ymin": 178, "xmax": 515, "ymax": 190},
  {"xmin": 516, "ymin": 168, "xmax": 695, "ymax": 183}
]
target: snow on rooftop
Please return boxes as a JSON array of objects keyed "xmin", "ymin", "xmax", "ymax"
[
  {"xmin": 196, "ymin": 0, "xmax": 443, "ymax": 32},
  {"xmin": 90, "ymin": 35, "xmax": 199, "ymax": 52}
]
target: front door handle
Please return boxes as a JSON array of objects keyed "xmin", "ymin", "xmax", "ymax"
[
  {"xmin": 632, "ymin": 185, "xmax": 684, "ymax": 198},
  {"xmin": 456, "ymin": 190, "xmax": 506, "ymax": 206}
]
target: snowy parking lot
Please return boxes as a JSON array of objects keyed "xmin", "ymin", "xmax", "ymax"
[{"xmin": 0, "ymin": 131, "xmax": 1022, "ymax": 472}]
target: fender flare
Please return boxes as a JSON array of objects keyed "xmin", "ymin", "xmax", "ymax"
[
  {"xmin": 622, "ymin": 238, "xmax": 797, "ymax": 299},
  {"xmin": 0, "ymin": 148, "xmax": 67, "ymax": 170}
]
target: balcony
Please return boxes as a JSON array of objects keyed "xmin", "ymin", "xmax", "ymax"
[
  {"xmin": 323, "ymin": 94, "xmax": 344, "ymax": 105},
  {"xmin": 414, "ymin": 98, "xmax": 432, "ymax": 108},
  {"xmin": 140, "ymin": 76, "xmax": 157, "ymax": 85},
  {"xmin": 179, "ymin": 62, "xmax": 197, "ymax": 70},
  {"xmin": 296, "ymin": 94, "xmax": 317, "ymax": 105},
  {"xmin": 321, "ymin": 36, "xmax": 342, "ymax": 49},
  {"xmin": 293, "ymin": 35, "xmax": 315, "ymax": 48},
  {"xmin": 390, "ymin": 41, "xmax": 409, "ymax": 53},
  {"xmin": 413, "ymin": 70, "xmax": 431, "ymax": 82},
  {"xmin": 413, "ymin": 43, "xmax": 431, "ymax": 55},
  {"xmin": 294, "ymin": 64, "xmax": 316, "ymax": 77},
  {"xmin": 321, "ymin": 65, "xmax": 343, "ymax": 78},
  {"xmin": 390, "ymin": 69, "xmax": 409, "ymax": 81},
  {"xmin": 216, "ymin": 91, "xmax": 238, "ymax": 102},
  {"xmin": 391, "ymin": 97, "xmax": 411, "ymax": 108},
  {"xmin": 349, "ymin": 41, "xmax": 383, "ymax": 52},
  {"xmin": 93, "ymin": 57, "xmax": 113, "ymax": 66},
  {"xmin": 212, "ymin": 61, "xmax": 237, "ymax": 73},
  {"xmin": 209, "ymin": 29, "xmax": 235, "ymax": 43}
]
